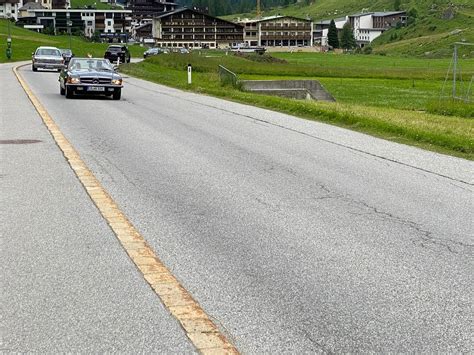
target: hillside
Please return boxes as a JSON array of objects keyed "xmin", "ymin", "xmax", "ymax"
[
  {"xmin": 69, "ymin": 0, "xmax": 115, "ymax": 9},
  {"xmin": 223, "ymin": 0, "xmax": 474, "ymax": 58}
]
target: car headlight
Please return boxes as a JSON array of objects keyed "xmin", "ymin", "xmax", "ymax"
[
  {"xmin": 67, "ymin": 77, "xmax": 80, "ymax": 84},
  {"xmin": 112, "ymin": 79, "xmax": 122, "ymax": 85}
]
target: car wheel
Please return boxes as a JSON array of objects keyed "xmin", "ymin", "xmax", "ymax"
[
  {"xmin": 32, "ymin": 65, "xmax": 37, "ymax": 72},
  {"xmin": 112, "ymin": 89, "xmax": 121, "ymax": 100},
  {"xmin": 60, "ymin": 85, "xmax": 65, "ymax": 96},
  {"xmin": 65, "ymin": 86, "xmax": 73, "ymax": 99}
]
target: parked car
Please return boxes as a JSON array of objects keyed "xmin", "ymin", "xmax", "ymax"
[
  {"xmin": 169, "ymin": 47, "xmax": 190, "ymax": 54},
  {"xmin": 59, "ymin": 58, "xmax": 123, "ymax": 100},
  {"xmin": 59, "ymin": 48, "xmax": 74, "ymax": 65},
  {"xmin": 143, "ymin": 47, "xmax": 162, "ymax": 58},
  {"xmin": 32, "ymin": 46, "xmax": 64, "ymax": 72},
  {"xmin": 104, "ymin": 45, "xmax": 131, "ymax": 64}
]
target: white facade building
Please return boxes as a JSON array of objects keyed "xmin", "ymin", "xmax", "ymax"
[
  {"xmin": 314, "ymin": 17, "xmax": 347, "ymax": 46},
  {"xmin": 238, "ymin": 15, "xmax": 314, "ymax": 48},
  {"xmin": 314, "ymin": 11, "xmax": 407, "ymax": 48},
  {"xmin": 19, "ymin": 8, "xmax": 132, "ymax": 38},
  {"xmin": 0, "ymin": 0, "xmax": 24, "ymax": 21},
  {"xmin": 349, "ymin": 11, "xmax": 406, "ymax": 47}
]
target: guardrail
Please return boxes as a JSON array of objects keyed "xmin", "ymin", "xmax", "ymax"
[{"xmin": 218, "ymin": 65, "xmax": 238, "ymax": 88}]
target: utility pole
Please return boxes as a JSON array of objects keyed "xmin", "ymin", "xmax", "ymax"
[{"xmin": 256, "ymin": 0, "xmax": 261, "ymax": 19}]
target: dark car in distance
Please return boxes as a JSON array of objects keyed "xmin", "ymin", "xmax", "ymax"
[
  {"xmin": 104, "ymin": 45, "xmax": 131, "ymax": 64},
  {"xmin": 143, "ymin": 47, "xmax": 162, "ymax": 58},
  {"xmin": 59, "ymin": 48, "xmax": 74, "ymax": 65},
  {"xmin": 59, "ymin": 58, "xmax": 123, "ymax": 100}
]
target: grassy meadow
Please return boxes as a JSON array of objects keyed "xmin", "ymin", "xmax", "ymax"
[{"xmin": 121, "ymin": 51, "xmax": 473, "ymax": 159}]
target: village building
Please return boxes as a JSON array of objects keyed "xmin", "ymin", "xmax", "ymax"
[
  {"xmin": 348, "ymin": 11, "xmax": 407, "ymax": 47},
  {"xmin": 17, "ymin": 8, "xmax": 132, "ymax": 38},
  {"xmin": 0, "ymin": 0, "xmax": 24, "ymax": 21},
  {"xmin": 313, "ymin": 11, "xmax": 407, "ymax": 48},
  {"xmin": 238, "ymin": 15, "xmax": 313, "ymax": 47},
  {"xmin": 312, "ymin": 16, "xmax": 346, "ymax": 46},
  {"xmin": 152, "ymin": 8, "xmax": 243, "ymax": 49},
  {"xmin": 126, "ymin": 0, "xmax": 178, "ymax": 21}
]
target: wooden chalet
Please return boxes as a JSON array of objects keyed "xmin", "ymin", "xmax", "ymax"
[{"xmin": 152, "ymin": 8, "xmax": 243, "ymax": 49}]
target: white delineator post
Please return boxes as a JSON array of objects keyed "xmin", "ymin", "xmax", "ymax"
[{"xmin": 187, "ymin": 64, "xmax": 192, "ymax": 84}]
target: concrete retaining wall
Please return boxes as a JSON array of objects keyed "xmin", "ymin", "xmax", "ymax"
[{"xmin": 240, "ymin": 80, "xmax": 335, "ymax": 102}]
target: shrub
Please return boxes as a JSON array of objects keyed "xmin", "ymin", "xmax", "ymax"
[
  {"xmin": 43, "ymin": 26, "xmax": 55, "ymax": 35},
  {"xmin": 362, "ymin": 46, "xmax": 373, "ymax": 54}
]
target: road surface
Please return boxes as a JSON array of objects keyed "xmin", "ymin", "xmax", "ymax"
[{"xmin": 1, "ymin": 63, "xmax": 473, "ymax": 353}]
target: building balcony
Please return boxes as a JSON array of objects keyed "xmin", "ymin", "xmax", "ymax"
[
  {"xmin": 261, "ymin": 25, "xmax": 311, "ymax": 31},
  {"xmin": 261, "ymin": 35, "xmax": 311, "ymax": 40}
]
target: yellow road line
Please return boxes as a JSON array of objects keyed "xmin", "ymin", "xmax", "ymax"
[{"xmin": 13, "ymin": 65, "xmax": 239, "ymax": 355}]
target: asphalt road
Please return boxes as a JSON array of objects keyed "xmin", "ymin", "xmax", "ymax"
[{"xmin": 2, "ymin": 63, "xmax": 473, "ymax": 352}]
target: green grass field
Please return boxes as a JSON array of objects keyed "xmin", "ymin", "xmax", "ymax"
[
  {"xmin": 0, "ymin": 19, "xmax": 145, "ymax": 63},
  {"xmin": 120, "ymin": 52, "xmax": 473, "ymax": 159}
]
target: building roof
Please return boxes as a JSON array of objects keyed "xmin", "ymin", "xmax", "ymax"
[
  {"xmin": 315, "ymin": 16, "xmax": 346, "ymax": 25},
  {"xmin": 239, "ymin": 15, "xmax": 311, "ymax": 24},
  {"xmin": 349, "ymin": 12, "xmax": 373, "ymax": 18},
  {"xmin": 358, "ymin": 27, "xmax": 385, "ymax": 31},
  {"xmin": 29, "ymin": 8, "xmax": 132, "ymax": 12},
  {"xmin": 154, "ymin": 7, "xmax": 243, "ymax": 27},
  {"xmin": 372, "ymin": 11, "xmax": 406, "ymax": 17},
  {"xmin": 19, "ymin": 2, "xmax": 45, "ymax": 10},
  {"xmin": 349, "ymin": 11, "xmax": 406, "ymax": 18},
  {"xmin": 135, "ymin": 22, "xmax": 151, "ymax": 30}
]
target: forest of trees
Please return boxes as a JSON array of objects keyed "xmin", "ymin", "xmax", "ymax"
[{"xmin": 176, "ymin": 0, "xmax": 307, "ymax": 16}]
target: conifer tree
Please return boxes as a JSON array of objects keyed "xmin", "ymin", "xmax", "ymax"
[
  {"xmin": 327, "ymin": 19, "xmax": 339, "ymax": 48},
  {"xmin": 340, "ymin": 22, "xmax": 356, "ymax": 50}
]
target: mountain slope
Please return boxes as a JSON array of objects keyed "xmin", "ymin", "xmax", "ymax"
[{"xmin": 223, "ymin": 0, "xmax": 474, "ymax": 57}]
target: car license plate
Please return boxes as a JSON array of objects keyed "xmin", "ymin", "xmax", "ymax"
[{"xmin": 88, "ymin": 86, "xmax": 105, "ymax": 92}]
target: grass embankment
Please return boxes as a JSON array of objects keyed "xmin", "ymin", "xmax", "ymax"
[
  {"xmin": 0, "ymin": 19, "xmax": 144, "ymax": 63},
  {"xmin": 121, "ymin": 52, "xmax": 473, "ymax": 160}
]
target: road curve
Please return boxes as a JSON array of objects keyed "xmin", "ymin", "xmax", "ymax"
[{"xmin": 4, "ymin": 63, "xmax": 474, "ymax": 353}]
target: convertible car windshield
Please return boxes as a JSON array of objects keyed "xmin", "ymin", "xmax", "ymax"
[{"xmin": 69, "ymin": 59, "xmax": 114, "ymax": 71}]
